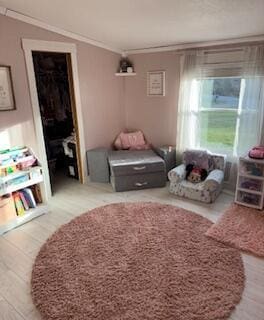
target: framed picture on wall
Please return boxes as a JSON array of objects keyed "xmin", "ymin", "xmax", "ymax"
[
  {"xmin": 0, "ymin": 66, "xmax": 16, "ymax": 111},
  {"xmin": 147, "ymin": 71, "xmax": 165, "ymax": 96}
]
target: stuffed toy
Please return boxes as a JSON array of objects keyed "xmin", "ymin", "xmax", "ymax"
[{"xmin": 186, "ymin": 164, "xmax": 208, "ymax": 183}]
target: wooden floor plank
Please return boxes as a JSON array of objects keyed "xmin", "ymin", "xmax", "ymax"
[
  {"xmin": 0, "ymin": 175, "xmax": 263, "ymax": 319},
  {"xmin": 3, "ymin": 229, "xmax": 42, "ymax": 259},
  {"xmin": 0, "ymin": 296, "xmax": 25, "ymax": 320},
  {"xmin": 0, "ymin": 269, "xmax": 33, "ymax": 318},
  {"xmin": 0, "ymin": 238, "xmax": 33, "ymax": 282}
]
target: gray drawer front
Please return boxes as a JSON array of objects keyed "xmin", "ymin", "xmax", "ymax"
[
  {"xmin": 111, "ymin": 172, "xmax": 166, "ymax": 192},
  {"xmin": 110, "ymin": 161, "xmax": 165, "ymax": 176},
  {"xmin": 108, "ymin": 150, "xmax": 165, "ymax": 176}
]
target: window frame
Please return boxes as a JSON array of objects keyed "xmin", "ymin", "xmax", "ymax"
[{"xmin": 197, "ymin": 76, "xmax": 242, "ymax": 156}]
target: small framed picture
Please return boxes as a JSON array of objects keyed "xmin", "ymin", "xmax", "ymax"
[
  {"xmin": 0, "ymin": 66, "xmax": 16, "ymax": 111},
  {"xmin": 147, "ymin": 71, "xmax": 165, "ymax": 96}
]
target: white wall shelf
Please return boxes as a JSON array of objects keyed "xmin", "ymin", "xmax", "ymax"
[{"xmin": 115, "ymin": 72, "xmax": 136, "ymax": 76}]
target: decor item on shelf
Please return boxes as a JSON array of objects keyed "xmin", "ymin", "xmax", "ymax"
[
  {"xmin": 206, "ymin": 203, "xmax": 264, "ymax": 257},
  {"xmin": 147, "ymin": 70, "xmax": 165, "ymax": 96},
  {"xmin": 31, "ymin": 202, "xmax": 244, "ymax": 320},
  {"xmin": 0, "ymin": 146, "xmax": 48, "ymax": 235},
  {"xmin": 126, "ymin": 66, "xmax": 133, "ymax": 73},
  {"xmin": 0, "ymin": 65, "xmax": 16, "ymax": 111},
  {"xmin": 118, "ymin": 57, "xmax": 133, "ymax": 73},
  {"xmin": 248, "ymin": 146, "xmax": 264, "ymax": 159},
  {"xmin": 235, "ymin": 155, "xmax": 264, "ymax": 209},
  {"xmin": 168, "ymin": 149, "xmax": 226, "ymax": 203}
]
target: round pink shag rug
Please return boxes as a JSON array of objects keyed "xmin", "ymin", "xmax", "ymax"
[{"xmin": 31, "ymin": 202, "xmax": 245, "ymax": 320}]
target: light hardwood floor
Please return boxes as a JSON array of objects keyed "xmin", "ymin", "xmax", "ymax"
[{"xmin": 0, "ymin": 176, "xmax": 263, "ymax": 320}]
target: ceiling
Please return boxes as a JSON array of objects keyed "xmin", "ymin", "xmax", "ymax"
[{"xmin": 1, "ymin": 0, "xmax": 264, "ymax": 52}]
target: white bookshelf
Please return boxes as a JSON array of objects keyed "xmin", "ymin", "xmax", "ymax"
[
  {"xmin": 0, "ymin": 176, "xmax": 43, "ymax": 196},
  {"xmin": 0, "ymin": 147, "xmax": 49, "ymax": 235},
  {"xmin": 0, "ymin": 204, "xmax": 47, "ymax": 235},
  {"xmin": 235, "ymin": 156, "xmax": 264, "ymax": 210}
]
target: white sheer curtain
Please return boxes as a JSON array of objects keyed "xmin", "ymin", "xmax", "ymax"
[
  {"xmin": 228, "ymin": 46, "xmax": 264, "ymax": 187},
  {"xmin": 235, "ymin": 46, "xmax": 264, "ymax": 156},
  {"xmin": 176, "ymin": 51, "xmax": 202, "ymax": 154},
  {"xmin": 176, "ymin": 45, "xmax": 264, "ymax": 188}
]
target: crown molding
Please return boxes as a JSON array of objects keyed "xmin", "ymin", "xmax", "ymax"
[
  {"xmin": 1, "ymin": 5, "xmax": 264, "ymax": 56},
  {"xmin": 124, "ymin": 35, "xmax": 264, "ymax": 55},
  {"xmin": 0, "ymin": 6, "xmax": 123, "ymax": 54},
  {"xmin": 0, "ymin": 6, "xmax": 7, "ymax": 15}
]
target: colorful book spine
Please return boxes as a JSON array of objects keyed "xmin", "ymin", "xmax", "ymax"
[
  {"xmin": 31, "ymin": 185, "xmax": 42, "ymax": 204},
  {"xmin": 13, "ymin": 192, "xmax": 25, "ymax": 216},
  {"xmin": 19, "ymin": 191, "xmax": 29, "ymax": 210},
  {"xmin": 21, "ymin": 188, "xmax": 36, "ymax": 208}
]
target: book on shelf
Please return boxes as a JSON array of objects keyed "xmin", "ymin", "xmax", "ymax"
[
  {"xmin": 2, "ymin": 186, "xmax": 40, "ymax": 218},
  {"xmin": 21, "ymin": 188, "xmax": 37, "ymax": 209},
  {"xmin": 0, "ymin": 146, "xmax": 37, "ymax": 178},
  {"xmin": 18, "ymin": 191, "xmax": 29, "ymax": 210},
  {"xmin": 13, "ymin": 192, "xmax": 25, "ymax": 216},
  {"xmin": 31, "ymin": 184, "xmax": 42, "ymax": 204}
]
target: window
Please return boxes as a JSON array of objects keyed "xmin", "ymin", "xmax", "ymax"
[
  {"xmin": 177, "ymin": 47, "xmax": 264, "ymax": 166},
  {"xmin": 198, "ymin": 77, "xmax": 241, "ymax": 155}
]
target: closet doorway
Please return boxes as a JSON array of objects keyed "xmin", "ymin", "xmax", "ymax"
[
  {"xmin": 32, "ymin": 51, "xmax": 80, "ymax": 193},
  {"xmin": 23, "ymin": 40, "xmax": 86, "ymax": 201}
]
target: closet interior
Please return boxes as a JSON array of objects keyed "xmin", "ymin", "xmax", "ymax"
[{"xmin": 32, "ymin": 51, "xmax": 79, "ymax": 192}]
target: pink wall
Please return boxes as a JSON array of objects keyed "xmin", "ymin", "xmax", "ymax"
[
  {"xmin": 124, "ymin": 51, "xmax": 181, "ymax": 146},
  {"xmin": 0, "ymin": 15, "xmax": 125, "ymax": 154},
  {"xmin": 0, "ymin": 14, "xmax": 181, "ymax": 155}
]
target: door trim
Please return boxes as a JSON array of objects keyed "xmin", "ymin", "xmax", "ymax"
[{"xmin": 22, "ymin": 39, "xmax": 86, "ymax": 200}]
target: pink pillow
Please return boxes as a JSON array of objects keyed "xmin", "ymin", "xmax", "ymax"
[
  {"xmin": 129, "ymin": 142, "xmax": 151, "ymax": 150},
  {"xmin": 120, "ymin": 131, "xmax": 146, "ymax": 149},
  {"xmin": 114, "ymin": 134, "xmax": 123, "ymax": 150}
]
